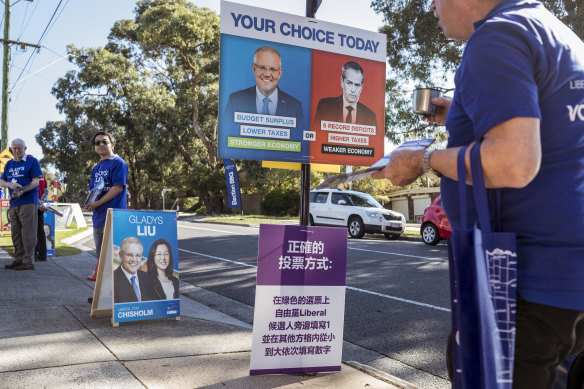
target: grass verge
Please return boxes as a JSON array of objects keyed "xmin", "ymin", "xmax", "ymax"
[{"xmin": 0, "ymin": 226, "xmax": 88, "ymax": 258}]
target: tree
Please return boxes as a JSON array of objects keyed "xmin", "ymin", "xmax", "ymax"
[
  {"xmin": 371, "ymin": 0, "xmax": 584, "ymax": 143},
  {"xmin": 36, "ymin": 121, "xmax": 96, "ymax": 203},
  {"xmin": 108, "ymin": 0, "xmax": 223, "ymax": 212},
  {"xmin": 38, "ymin": 0, "xmax": 226, "ymax": 212}
]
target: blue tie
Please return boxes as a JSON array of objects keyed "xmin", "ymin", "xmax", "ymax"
[
  {"xmin": 261, "ymin": 97, "xmax": 270, "ymax": 114},
  {"xmin": 131, "ymin": 276, "xmax": 141, "ymax": 301}
]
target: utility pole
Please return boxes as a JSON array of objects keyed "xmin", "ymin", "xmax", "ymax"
[
  {"xmin": 2, "ymin": 0, "xmax": 10, "ymax": 152},
  {"xmin": 1, "ymin": 0, "xmax": 40, "ymax": 151}
]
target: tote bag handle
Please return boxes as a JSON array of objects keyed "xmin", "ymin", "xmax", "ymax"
[{"xmin": 456, "ymin": 143, "xmax": 492, "ymax": 233}]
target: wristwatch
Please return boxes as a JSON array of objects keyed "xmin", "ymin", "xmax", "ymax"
[{"xmin": 423, "ymin": 149, "xmax": 442, "ymax": 178}]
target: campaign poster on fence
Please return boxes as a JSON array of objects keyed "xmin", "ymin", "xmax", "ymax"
[
  {"xmin": 112, "ymin": 209, "xmax": 180, "ymax": 324},
  {"xmin": 218, "ymin": 1, "xmax": 386, "ymax": 166},
  {"xmin": 250, "ymin": 224, "xmax": 347, "ymax": 375},
  {"xmin": 0, "ymin": 199, "xmax": 9, "ymax": 231},
  {"xmin": 43, "ymin": 210, "xmax": 55, "ymax": 257}
]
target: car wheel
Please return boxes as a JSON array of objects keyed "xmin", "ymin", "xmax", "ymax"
[
  {"xmin": 422, "ymin": 223, "xmax": 440, "ymax": 245},
  {"xmin": 309, "ymin": 215, "xmax": 315, "ymax": 226},
  {"xmin": 384, "ymin": 233, "xmax": 400, "ymax": 240},
  {"xmin": 348, "ymin": 216, "xmax": 365, "ymax": 239}
]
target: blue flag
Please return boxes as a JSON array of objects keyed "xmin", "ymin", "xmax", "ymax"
[{"xmin": 223, "ymin": 159, "xmax": 242, "ymax": 210}]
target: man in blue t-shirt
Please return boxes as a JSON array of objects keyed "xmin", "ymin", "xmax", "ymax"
[
  {"xmin": 373, "ymin": 0, "xmax": 584, "ymax": 386},
  {"xmin": 85, "ymin": 130, "xmax": 127, "ymax": 281},
  {"xmin": 0, "ymin": 139, "xmax": 43, "ymax": 270}
]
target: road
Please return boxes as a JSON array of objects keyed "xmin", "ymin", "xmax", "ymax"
[{"xmin": 177, "ymin": 220, "xmax": 452, "ymax": 388}]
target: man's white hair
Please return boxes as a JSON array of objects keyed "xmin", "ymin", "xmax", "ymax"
[{"xmin": 11, "ymin": 138, "xmax": 26, "ymax": 148}]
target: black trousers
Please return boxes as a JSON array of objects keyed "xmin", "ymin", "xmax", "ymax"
[
  {"xmin": 446, "ymin": 295, "xmax": 584, "ymax": 388},
  {"xmin": 513, "ymin": 295, "xmax": 584, "ymax": 388},
  {"xmin": 35, "ymin": 210, "xmax": 46, "ymax": 260}
]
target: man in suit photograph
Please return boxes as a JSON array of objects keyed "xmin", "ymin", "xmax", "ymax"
[
  {"xmin": 114, "ymin": 236, "xmax": 159, "ymax": 303},
  {"xmin": 312, "ymin": 61, "xmax": 377, "ymax": 130},
  {"xmin": 221, "ymin": 46, "xmax": 304, "ymax": 130}
]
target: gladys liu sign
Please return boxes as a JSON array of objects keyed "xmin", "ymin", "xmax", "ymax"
[{"xmin": 90, "ymin": 209, "xmax": 180, "ymax": 327}]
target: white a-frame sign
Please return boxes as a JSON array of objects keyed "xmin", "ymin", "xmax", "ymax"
[{"xmin": 90, "ymin": 209, "xmax": 181, "ymax": 327}]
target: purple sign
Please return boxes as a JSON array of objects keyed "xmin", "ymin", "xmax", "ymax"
[
  {"xmin": 250, "ymin": 224, "xmax": 348, "ymax": 375},
  {"xmin": 257, "ymin": 224, "xmax": 347, "ymax": 287}
]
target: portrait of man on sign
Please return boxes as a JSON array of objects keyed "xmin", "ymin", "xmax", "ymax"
[
  {"xmin": 221, "ymin": 46, "xmax": 304, "ymax": 126},
  {"xmin": 113, "ymin": 236, "xmax": 160, "ymax": 303},
  {"xmin": 312, "ymin": 60, "xmax": 377, "ymax": 130}
]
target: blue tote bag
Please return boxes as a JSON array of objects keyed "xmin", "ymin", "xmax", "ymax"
[{"xmin": 448, "ymin": 144, "xmax": 518, "ymax": 389}]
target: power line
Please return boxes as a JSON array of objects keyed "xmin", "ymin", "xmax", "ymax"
[
  {"xmin": 9, "ymin": 0, "xmax": 66, "ymax": 93},
  {"xmin": 36, "ymin": 0, "xmax": 63, "ymax": 43},
  {"xmin": 17, "ymin": 0, "xmax": 38, "ymax": 41}
]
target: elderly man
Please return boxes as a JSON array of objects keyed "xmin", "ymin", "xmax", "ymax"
[
  {"xmin": 312, "ymin": 61, "xmax": 377, "ymax": 130},
  {"xmin": 85, "ymin": 130, "xmax": 127, "ymax": 281},
  {"xmin": 113, "ymin": 237, "xmax": 159, "ymax": 303},
  {"xmin": 1, "ymin": 139, "xmax": 43, "ymax": 270},
  {"xmin": 373, "ymin": 0, "xmax": 584, "ymax": 387},
  {"xmin": 221, "ymin": 46, "xmax": 304, "ymax": 128}
]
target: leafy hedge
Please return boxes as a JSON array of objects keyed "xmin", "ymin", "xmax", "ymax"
[{"xmin": 261, "ymin": 188, "xmax": 300, "ymax": 216}]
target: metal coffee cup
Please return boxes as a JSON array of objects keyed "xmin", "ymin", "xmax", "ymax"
[{"xmin": 412, "ymin": 88, "xmax": 444, "ymax": 115}]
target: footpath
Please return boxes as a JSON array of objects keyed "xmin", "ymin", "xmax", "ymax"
[{"xmin": 0, "ymin": 228, "xmax": 418, "ymax": 389}]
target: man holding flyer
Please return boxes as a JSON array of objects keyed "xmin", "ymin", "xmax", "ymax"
[
  {"xmin": 85, "ymin": 130, "xmax": 128, "ymax": 281},
  {"xmin": 372, "ymin": 0, "xmax": 584, "ymax": 387}
]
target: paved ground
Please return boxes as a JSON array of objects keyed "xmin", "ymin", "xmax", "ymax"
[{"xmin": 0, "ymin": 236, "xmax": 417, "ymax": 389}]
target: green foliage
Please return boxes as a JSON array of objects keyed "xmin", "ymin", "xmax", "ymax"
[
  {"xmin": 39, "ymin": 0, "xmax": 225, "ymax": 211},
  {"xmin": 180, "ymin": 196, "xmax": 199, "ymax": 212},
  {"xmin": 238, "ymin": 160, "xmax": 302, "ymax": 194},
  {"xmin": 194, "ymin": 204, "xmax": 207, "ymax": 215},
  {"xmin": 261, "ymin": 188, "xmax": 300, "ymax": 217}
]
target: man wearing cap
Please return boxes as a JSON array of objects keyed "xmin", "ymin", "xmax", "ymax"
[{"xmin": 0, "ymin": 139, "xmax": 43, "ymax": 270}]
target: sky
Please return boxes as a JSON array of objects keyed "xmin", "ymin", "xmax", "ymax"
[{"xmin": 4, "ymin": 0, "xmax": 385, "ymax": 160}]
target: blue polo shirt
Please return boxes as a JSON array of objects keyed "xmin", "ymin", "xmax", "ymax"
[
  {"xmin": 90, "ymin": 155, "xmax": 127, "ymax": 227},
  {"xmin": 441, "ymin": 0, "xmax": 584, "ymax": 310},
  {"xmin": 1, "ymin": 155, "xmax": 42, "ymax": 207}
]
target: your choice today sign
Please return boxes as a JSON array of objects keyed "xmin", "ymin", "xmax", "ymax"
[
  {"xmin": 250, "ymin": 224, "xmax": 348, "ymax": 375},
  {"xmin": 218, "ymin": 1, "xmax": 386, "ymax": 166},
  {"xmin": 222, "ymin": 2, "xmax": 384, "ymax": 60}
]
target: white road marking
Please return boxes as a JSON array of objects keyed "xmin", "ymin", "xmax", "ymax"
[
  {"xmin": 349, "ymin": 247, "xmax": 447, "ymax": 262},
  {"xmin": 347, "ymin": 286, "xmax": 450, "ymax": 312},
  {"xmin": 179, "ymin": 248, "xmax": 450, "ymax": 312},
  {"xmin": 178, "ymin": 223, "xmax": 257, "ymax": 235},
  {"xmin": 179, "ymin": 248, "xmax": 256, "ymax": 268}
]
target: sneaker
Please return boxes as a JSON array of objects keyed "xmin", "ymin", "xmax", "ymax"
[
  {"xmin": 14, "ymin": 263, "xmax": 35, "ymax": 271},
  {"xmin": 5, "ymin": 261, "xmax": 20, "ymax": 269},
  {"xmin": 87, "ymin": 275, "xmax": 97, "ymax": 281}
]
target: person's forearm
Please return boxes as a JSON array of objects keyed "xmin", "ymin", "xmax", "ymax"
[
  {"xmin": 94, "ymin": 185, "xmax": 123, "ymax": 207},
  {"xmin": 0, "ymin": 179, "xmax": 9, "ymax": 188},
  {"xmin": 17, "ymin": 179, "xmax": 40, "ymax": 194},
  {"xmin": 430, "ymin": 117, "xmax": 541, "ymax": 188}
]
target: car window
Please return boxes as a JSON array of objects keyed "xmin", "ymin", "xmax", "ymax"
[
  {"xmin": 331, "ymin": 193, "xmax": 347, "ymax": 205},
  {"xmin": 310, "ymin": 192, "xmax": 316, "ymax": 203},
  {"xmin": 347, "ymin": 193, "xmax": 382, "ymax": 208},
  {"xmin": 315, "ymin": 193, "xmax": 328, "ymax": 204}
]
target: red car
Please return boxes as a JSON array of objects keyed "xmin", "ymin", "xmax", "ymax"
[{"xmin": 420, "ymin": 196, "xmax": 451, "ymax": 245}]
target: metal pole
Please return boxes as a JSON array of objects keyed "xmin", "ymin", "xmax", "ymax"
[
  {"xmin": 1, "ymin": 0, "xmax": 10, "ymax": 151},
  {"xmin": 299, "ymin": 0, "xmax": 319, "ymax": 226}
]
